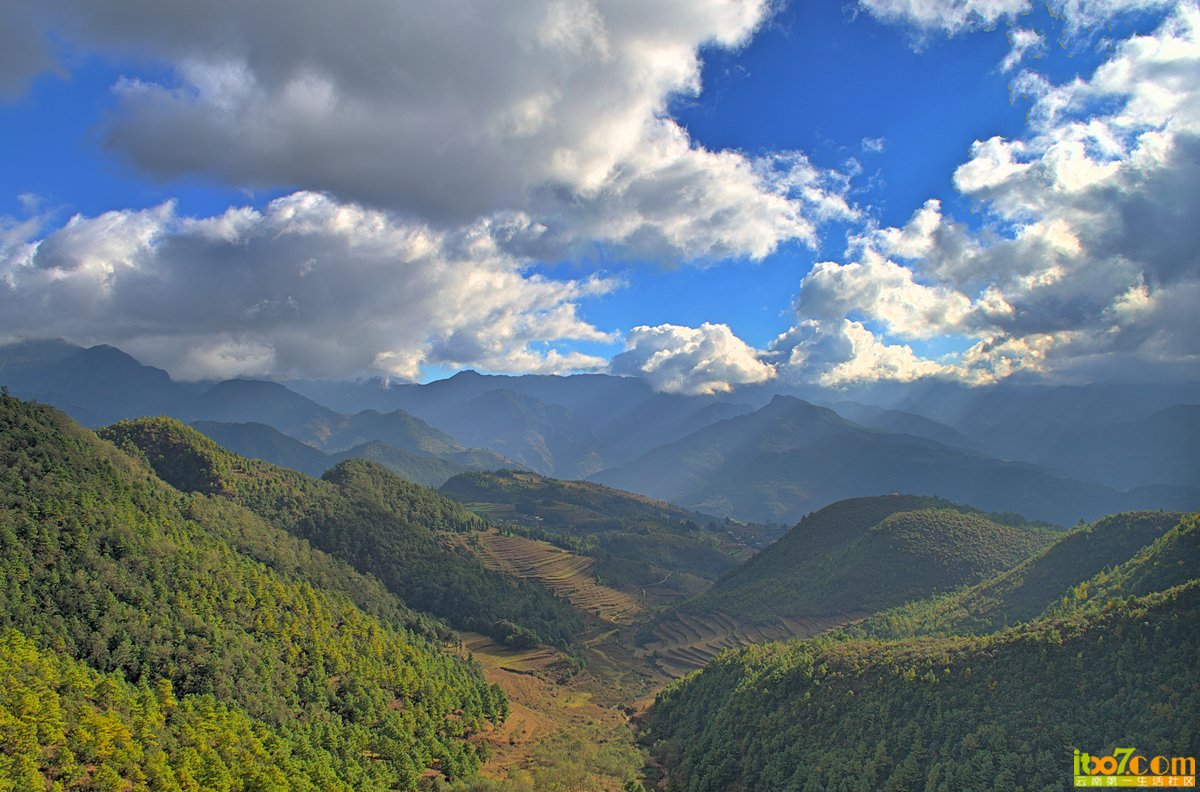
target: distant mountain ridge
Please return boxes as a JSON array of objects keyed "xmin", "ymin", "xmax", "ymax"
[
  {"xmin": 593, "ymin": 395, "xmax": 1200, "ymax": 524},
  {"xmin": 3, "ymin": 339, "xmax": 1197, "ymax": 524},
  {"xmin": 0, "ymin": 340, "xmax": 514, "ymax": 484}
]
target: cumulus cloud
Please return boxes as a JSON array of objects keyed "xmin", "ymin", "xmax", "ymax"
[
  {"xmin": 2, "ymin": 0, "xmax": 851, "ymax": 265},
  {"xmin": 610, "ymin": 322, "xmax": 776, "ymax": 395},
  {"xmin": 0, "ymin": 192, "xmax": 618, "ymax": 381},
  {"xmin": 770, "ymin": 319, "xmax": 969, "ymax": 387},
  {"xmin": 776, "ymin": 4, "xmax": 1200, "ymax": 386}
]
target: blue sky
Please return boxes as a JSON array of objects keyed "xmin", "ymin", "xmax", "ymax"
[{"xmin": 1, "ymin": 0, "xmax": 1196, "ymax": 391}]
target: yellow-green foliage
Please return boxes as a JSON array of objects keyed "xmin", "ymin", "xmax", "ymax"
[
  {"xmin": 0, "ymin": 627, "xmax": 322, "ymax": 791},
  {"xmin": 0, "ymin": 394, "xmax": 507, "ymax": 789}
]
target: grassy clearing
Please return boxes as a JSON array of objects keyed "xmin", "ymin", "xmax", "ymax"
[{"xmin": 456, "ymin": 632, "xmax": 649, "ymax": 792}]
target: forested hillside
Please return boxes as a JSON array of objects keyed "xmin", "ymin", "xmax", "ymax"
[
  {"xmin": 648, "ymin": 581, "xmax": 1199, "ymax": 792},
  {"xmin": 0, "ymin": 393, "xmax": 507, "ymax": 789},
  {"xmin": 99, "ymin": 417, "xmax": 584, "ymax": 649},
  {"xmin": 685, "ymin": 495, "xmax": 1057, "ymax": 623},
  {"xmin": 844, "ymin": 510, "xmax": 1186, "ymax": 639}
]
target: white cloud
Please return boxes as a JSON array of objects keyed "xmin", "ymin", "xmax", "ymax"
[
  {"xmin": 610, "ymin": 322, "xmax": 776, "ymax": 395},
  {"xmin": 862, "ymin": 136, "xmax": 887, "ymax": 153},
  {"xmin": 859, "ymin": 0, "xmax": 1176, "ymax": 35},
  {"xmin": 3, "ymin": 0, "xmax": 851, "ymax": 265},
  {"xmin": 0, "ymin": 192, "xmax": 618, "ymax": 381},
  {"xmin": 1001, "ymin": 27, "xmax": 1045, "ymax": 72},
  {"xmin": 795, "ymin": 257, "xmax": 977, "ymax": 339},
  {"xmin": 768, "ymin": 319, "xmax": 973, "ymax": 387},
  {"xmin": 859, "ymin": 0, "xmax": 1031, "ymax": 36},
  {"xmin": 777, "ymin": 4, "xmax": 1200, "ymax": 386}
]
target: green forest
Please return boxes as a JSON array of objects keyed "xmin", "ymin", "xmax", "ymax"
[
  {"xmin": 681, "ymin": 495, "xmax": 1059, "ymax": 623},
  {"xmin": 0, "ymin": 394, "xmax": 508, "ymax": 789},
  {"xmin": 645, "ymin": 513, "xmax": 1200, "ymax": 791},
  {"xmin": 99, "ymin": 418, "xmax": 584, "ymax": 649},
  {"xmin": 1, "ymin": 391, "xmax": 1196, "ymax": 792}
]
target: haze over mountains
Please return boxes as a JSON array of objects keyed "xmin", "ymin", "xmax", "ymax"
[{"xmin": 2, "ymin": 339, "xmax": 1197, "ymax": 526}]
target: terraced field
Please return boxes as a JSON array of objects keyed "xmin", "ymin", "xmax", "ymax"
[
  {"xmin": 461, "ymin": 530, "xmax": 643, "ymax": 623},
  {"xmin": 640, "ymin": 609, "xmax": 865, "ymax": 679}
]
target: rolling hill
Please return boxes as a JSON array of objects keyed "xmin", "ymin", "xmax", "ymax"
[
  {"xmin": 634, "ymin": 496, "xmax": 1058, "ymax": 680},
  {"xmin": 844, "ymin": 510, "xmax": 1188, "ymax": 639},
  {"xmin": 99, "ymin": 417, "xmax": 584, "ymax": 649},
  {"xmin": 647, "ymin": 580, "xmax": 1199, "ymax": 792},
  {"xmin": 678, "ymin": 495, "xmax": 1058, "ymax": 625},
  {"xmin": 0, "ymin": 392, "xmax": 507, "ymax": 789},
  {"xmin": 646, "ymin": 508, "xmax": 1199, "ymax": 791}
]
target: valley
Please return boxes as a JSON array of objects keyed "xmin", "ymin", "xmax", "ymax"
[{"xmin": 0, "ymin": 347, "xmax": 1196, "ymax": 791}]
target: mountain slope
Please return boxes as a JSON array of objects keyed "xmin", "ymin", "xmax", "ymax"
[
  {"xmin": 99, "ymin": 417, "xmax": 584, "ymax": 648},
  {"xmin": 846, "ymin": 510, "xmax": 1186, "ymax": 639},
  {"xmin": 688, "ymin": 495, "xmax": 1057, "ymax": 623},
  {"xmin": 192, "ymin": 419, "xmax": 333, "ymax": 476},
  {"xmin": 647, "ymin": 581, "xmax": 1200, "ymax": 792},
  {"xmin": 441, "ymin": 470, "xmax": 778, "ymax": 602},
  {"xmin": 0, "ymin": 340, "xmax": 193, "ymax": 425},
  {"xmin": 191, "ymin": 378, "xmax": 340, "ymax": 443},
  {"xmin": 594, "ymin": 395, "xmax": 855, "ymax": 506},
  {"xmin": 828, "ymin": 400, "xmax": 976, "ymax": 449},
  {"xmin": 0, "ymin": 393, "xmax": 505, "ymax": 789},
  {"xmin": 319, "ymin": 407, "xmax": 464, "ymax": 454},
  {"xmin": 971, "ymin": 404, "xmax": 1200, "ymax": 488},
  {"xmin": 290, "ymin": 371, "xmax": 759, "ymax": 478},
  {"xmin": 192, "ymin": 419, "xmax": 490, "ymax": 487},
  {"xmin": 329, "ymin": 440, "xmax": 471, "ymax": 486}
]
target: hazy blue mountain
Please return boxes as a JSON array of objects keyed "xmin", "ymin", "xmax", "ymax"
[
  {"xmin": 191, "ymin": 420, "xmax": 491, "ymax": 487},
  {"xmin": 593, "ymin": 395, "xmax": 1200, "ymax": 525},
  {"xmin": 191, "ymin": 378, "xmax": 340, "ymax": 443},
  {"xmin": 192, "ymin": 420, "xmax": 333, "ymax": 476},
  {"xmin": 969, "ymin": 404, "xmax": 1200, "ymax": 488},
  {"xmin": 592, "ymin": 395, "xmax": 860, "ymax": 506},
  {"xmin": 289, "ymin": 371, "xmax": 756, "ymax": 478},
  {"xmin": 877, "ymin": 379, "xmax": 1200, "ymax": 429},
  {"xmin": 425, "ymin": 388, "xmax": 593, "ymax": 474},
  {"xmin": 0, "ymin": 340, "xmax": 194, "ymax": 424},
  {"xmin": 319, "ymin": 407, "xmax": 464, "ymax": 454},
  {"xmin": 6, "ymin": 341, "xmax": 1197, "ymax": 517},
  {"xmin": 827, "ymin": 400, "xmax": 977, "ymax": 450},
  {"xmin": 329, "ymin": 441, "xmax": 475, "ymax": 487}
]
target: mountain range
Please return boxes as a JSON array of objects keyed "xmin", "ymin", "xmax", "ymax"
[
  {"xmin": 2, "ymin": 339, "xmax": 1197, "ymax": 526},
  {"xmin": 1, "ymin": 383, "xmax": 1195, "ymax": 791}
]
